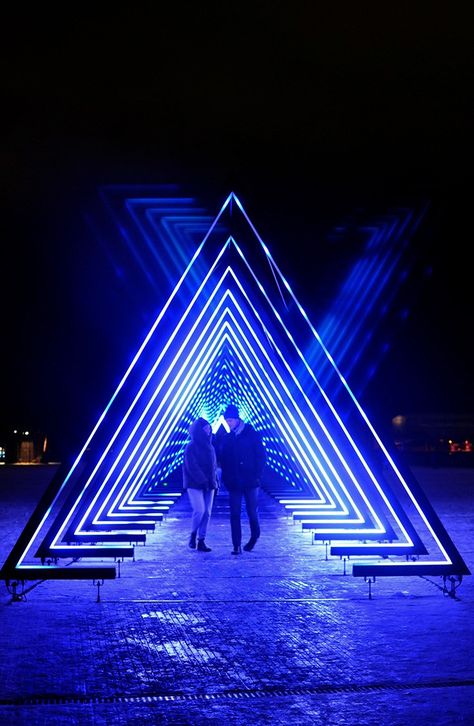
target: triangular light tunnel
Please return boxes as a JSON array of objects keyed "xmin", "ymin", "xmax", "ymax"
[{"xmin": 1, "ymin": 193, "xmax": 469, "ymax": 586}]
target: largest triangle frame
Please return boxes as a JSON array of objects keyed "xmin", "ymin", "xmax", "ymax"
[{"xmin": 1, "ymin": 193, "xmax": 469, "ymax": 588}]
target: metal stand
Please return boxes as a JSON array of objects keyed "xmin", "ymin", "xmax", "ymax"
[
  {"xmin": 321, "ymin": 540, "xmax": 331, "ymax": 560},
  {"xmin": 364, "ymin": 575, "xmax": 376, "ymax": 599},
  {"xmin": 6, "ymin": 579, "xmax": 27, "ymax": 602},
  {"xmin": 93, "ymin": 579, "xmax": 104, "ymax": 602},
  {"xmin": 442, "ymin": 574, "xmax": 463, "ymax": 599},
  {"xmin": 41, "ymin": 557, "xmax": 59, "ymax": 566}
]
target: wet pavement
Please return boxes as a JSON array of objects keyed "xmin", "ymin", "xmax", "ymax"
[{"xmin": 0, "ymin": 463, "xmax": 473, "ymax": 725}]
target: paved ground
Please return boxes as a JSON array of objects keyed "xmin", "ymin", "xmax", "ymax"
[{"xmin": 0, "ymin": 462, "xmax": 473, "ymax": 725}]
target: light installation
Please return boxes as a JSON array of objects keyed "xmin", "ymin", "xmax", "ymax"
[{"xmin": 1, "ymin": 192, "xmax": 469, "ymax": 591}]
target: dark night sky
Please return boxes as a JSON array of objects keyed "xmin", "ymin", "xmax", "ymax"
[{"xmin": 2, "ymin": 3, "xmax": 473, "ymax": 458}]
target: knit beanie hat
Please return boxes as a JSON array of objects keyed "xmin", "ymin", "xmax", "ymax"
[{"xmin": 223, "ymin": 404, "xmax": 239, "ymax": 419}]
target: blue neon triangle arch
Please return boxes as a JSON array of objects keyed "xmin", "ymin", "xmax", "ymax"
[
  {"xmin": 41, "ymin": 246, "xmax": 400, "ymax": 545},
  {"xmin": 1, "ymin": 193, "xmax": 469, "ymax": 582}
]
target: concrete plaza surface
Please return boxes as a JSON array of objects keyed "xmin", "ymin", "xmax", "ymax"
[{"xmin": 0, "ymin": 462, "xmax": 473, "ymax": 725}]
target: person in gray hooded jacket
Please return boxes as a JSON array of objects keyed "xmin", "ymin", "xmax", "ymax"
[{"xmin": 182, "ymin": 417, "xmax": 218, "ymax": 552}]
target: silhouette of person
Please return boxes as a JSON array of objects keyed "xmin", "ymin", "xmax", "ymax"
[
  {"xmin": 182, "ymin": 417, "xmax": 218, "ymax": 552},
  {"xmin": 218, "ymin": 405, "xmax": 266, "ymax": 555}
]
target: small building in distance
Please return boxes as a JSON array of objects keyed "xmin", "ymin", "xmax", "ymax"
[{"xmin": 392, "ymin": 412, "xmax": 474, "ymax": 466}]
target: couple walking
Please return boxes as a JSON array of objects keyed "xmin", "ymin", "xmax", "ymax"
[{"xmin": 182, "ymin": 404, "xmax": 266, "ymax": 555}]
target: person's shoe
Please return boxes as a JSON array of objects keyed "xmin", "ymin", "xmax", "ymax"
[
  {"xmin": 231, "ymin": 546, "xmax": 242, "ymax": 555},
  {"xmin": 188, "ymin": 531, "xmax": 197, "ymax": 549},
  {"xmin": 243, "ymin": 538, "xmax": 258, "ymax": 552},
  {"xmin": 197, "ymin": 539, "xmax": 211, "ymax": 552}
]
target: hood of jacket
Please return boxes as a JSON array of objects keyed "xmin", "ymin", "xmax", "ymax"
[{"xmin": 189, "ymin": 417, "xmax": 212, "ymax": 446}]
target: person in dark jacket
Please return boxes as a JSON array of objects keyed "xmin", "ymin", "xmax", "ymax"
[
  {"xmin": 183, "ymin": 417, "xmax": 218, "ymax": 552},
  {"xmin": 219, "ymin": 404, "xmax": 266, "ymax": 555}
]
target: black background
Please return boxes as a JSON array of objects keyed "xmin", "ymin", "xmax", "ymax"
[{"xmin": 2, "ymin": 3, "xmax": 473, "ymax": 458}]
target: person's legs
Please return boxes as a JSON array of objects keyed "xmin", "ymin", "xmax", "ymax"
[
  {"xmin": 187, "ymin": 488, "xmax": 206, "ymax": 544},
  {"xmin": 197, "ymin": 489, "xmax": 215, "ymax": 540},
  {"xmin": 243, "ymin": 487, "xmax": 260, "ymax": 549},
  {"xmin": 228, "ymin": 489, "xmax": 243, "ymax": 550}
]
